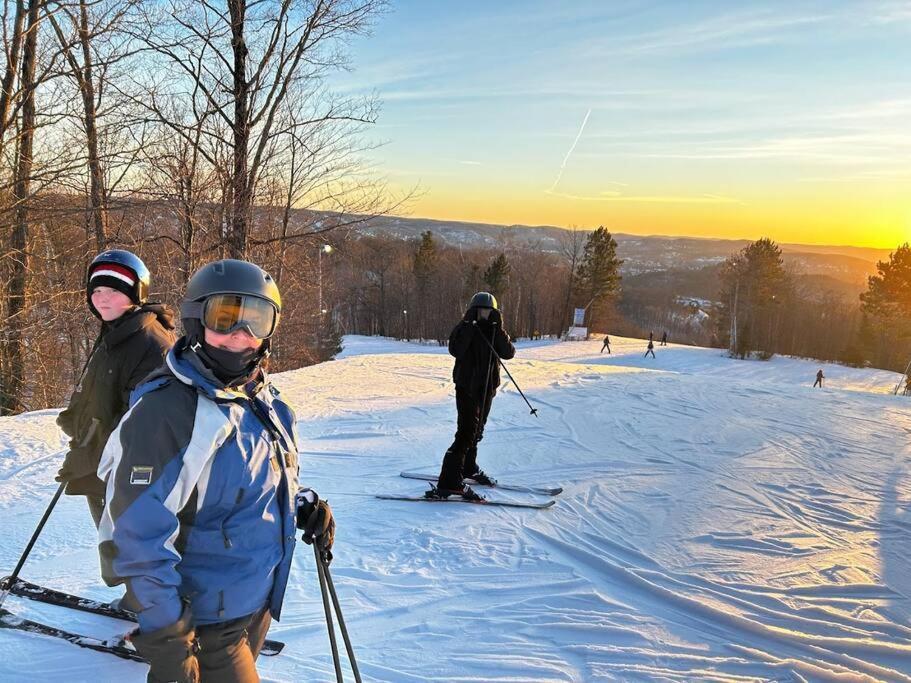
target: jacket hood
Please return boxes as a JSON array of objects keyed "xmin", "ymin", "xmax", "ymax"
[
  {"xmin": 103, "ymin": 303, "xmax": 176, "ymax": 348},
  {"xmin": 142, "ymin": 302, "xmax": 177, "ymax": 331}
]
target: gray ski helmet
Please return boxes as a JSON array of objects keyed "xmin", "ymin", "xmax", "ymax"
[
  {"xmin": 86, "ymin": 249, "xmax": 150, "ymax": 316},
  {"xmin": 180, "ymin": 259, "xmax": 281, "ymax": 341},
  {"xmin": 468, "ymin": 291, "xmax": 498, "ymax": 310}
]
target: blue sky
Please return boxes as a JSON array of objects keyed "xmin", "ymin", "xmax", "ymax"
[{"xmin": 330, "ymin": 1, "xmax": 911, "ymax": 246}]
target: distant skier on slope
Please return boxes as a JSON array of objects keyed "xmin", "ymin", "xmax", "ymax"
[
  {"xmin": 601, "ymin": 335, "xmax": 611, "ymax": 354},
  {"xmin": 814, "ymin": 369, "xmax": 824, "ymax": 388},
  {"xmin": 97, "ymin": 260, "xmax": 334, "ymax": 683},
  {"xmin": 430, "ymin": 292, "xmax": 516, "ymax": 501},
  {"xmin": 55, "ymin": 251, "xmax": 175, "ymax": 616},
  {"xmin": 660, "ymin": 331, "xmax": 668, "ymax": 346},
  {"xmin": 645, "ymin": 340, "xmax": 656, "ymax": 359}
]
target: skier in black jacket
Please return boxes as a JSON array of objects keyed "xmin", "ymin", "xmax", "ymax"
[
  {"xmin": 56, "ymin": 250, "xmax": 176, "ymax": 528},
  {"xmin": 430, "ymin": 292, "xmax": 516, "ymax": 500}
]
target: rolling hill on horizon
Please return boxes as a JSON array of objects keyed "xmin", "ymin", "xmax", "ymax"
[{"xmin": 346, "ymin": 213, "xmax": 891, "ymax": 286}]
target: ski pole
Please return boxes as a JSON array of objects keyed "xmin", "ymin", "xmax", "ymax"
[
  {"xmin": 314, "ymin": 544, "xmax": 343, "ymax": 683},
  {"xmin": 496, "ymin": 356, "xmax": 539, "ymax": 417},
  {"xmin": 0, "ymin": 481, "xmax": 66, "ymax": 609},
  {"xmin": 319, "ymin": 550, "xmax": 362, "ymax": 683},
  {"xmin": 473, "ymin": 324, "xmax": 539, "ymax": 417},
  {"xmin": 474, "ymin": 323, "xmax": 495, "ymax": 447}
]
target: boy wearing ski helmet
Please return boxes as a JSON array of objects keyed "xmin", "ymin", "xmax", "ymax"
[
  {"xmin": 97, "ymin": 259, "xmax": 334, "ymax": 683},
  {"xmin": 431, "ymin": 291, "xmax": 516, "ymax": 500},
  {"xmin": 56, "ymin": 249, "xmax": 176, "ymax": 528}
]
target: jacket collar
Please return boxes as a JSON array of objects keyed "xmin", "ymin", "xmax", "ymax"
[{"xmin": 166, "ymin": 337, "xmax": 266, "ymax": 402}]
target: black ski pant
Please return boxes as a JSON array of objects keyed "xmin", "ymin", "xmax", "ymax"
[
  {"xmin": 151, "ymin": 608, "xmax": 271, "ymax": 683},
  {"xmin": 194, "ymin": 607, "xmax": 271, "ymax": 683},
  {"xmin": 437, "ymin": 386, "xmax": 494, "ymax": 490},
  {"xmin": 600, "ymin": 343, "xmax": 610, "ymax": 354},
  {"xmin": 813, "ymin": 379, "xmax": 822, "ymax": 388},
  {"xmin": 645, "ymin": 349, "xmax": 656, "ymax": 358}
]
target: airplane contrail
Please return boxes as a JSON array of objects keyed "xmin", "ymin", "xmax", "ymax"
[{"xmin": 547, "ymin": 108, "xmax": 592, "ymax": 193}]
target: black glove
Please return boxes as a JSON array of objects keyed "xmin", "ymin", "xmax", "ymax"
[
  {"xmin": 55, "ymin": 410, "xmax": 75, "ymax": 437},
  {"xmin": 55, "ymin": 448, "xmax": 93, "ymax": 483},
  {"xmin": 488, "ymin": 308, "xmax": 502, "ymax": 326},
  {"xmin": 296, "ymin": 489, "xmax": 335, "ymax": 553},
  {"xmin": 130, "ymin": 606, "xmax": 199, "ymax": 683}
]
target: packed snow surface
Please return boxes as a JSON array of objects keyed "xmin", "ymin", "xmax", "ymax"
[{"xmin": 1, "ymin": 335, "xmax": 910, "ymax": 681}]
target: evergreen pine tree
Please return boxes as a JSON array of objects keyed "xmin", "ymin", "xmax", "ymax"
[
  {"xmin": 860, "ymin": 243, "xmax": 911, "ymax": 369},
  {"xmin": 719, "ymin": 238, "xmax": 790, "ymax": 359},
  {"xmin": 412, "ymin": 231, "xmax": 438, "ymax": 339},
  {"xmin": 573, "ymin": 226, "xmax": 622, "ymax": 332},
  {"xmin": 413, "ymin": 231, "xmax": 438, "ymax": 291},
  {"xmin": 483, "ymin": 252, "xmax": 511, "ymax": 300}
]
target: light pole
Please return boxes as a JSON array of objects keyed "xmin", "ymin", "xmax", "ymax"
[
  {"xmin": 318, "ymin": 244, "xmax": 333, "ymax": 315},
  {"xmin": 402, "ymin": 309, "xmax": 408, "ymax": 341}
]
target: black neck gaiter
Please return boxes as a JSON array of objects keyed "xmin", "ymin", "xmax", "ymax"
[{"xmin": 199, "ymin": 340, "xmax": 262, "ymax": 386}]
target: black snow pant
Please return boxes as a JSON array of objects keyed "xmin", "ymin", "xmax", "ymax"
[
  {"xmin": 813, "ymin": 379, "xmax": 822, "ymax": 388},
  {"xmin": 194, "ymin": 608, "xmax": 272, "ymax": 683},
  {"xmin": 145, "ymin": 608, "xmax": 272, "ymax": 683},
  {"xmin": 437, "ymin": 386, "xmax": 494, "ymax": 490},
  {"xmin": 645, "ymin": 349, "xmax": 656, "ymax": 358},
  {"xmin": 600, "ymin": 343, "xmax": 610, "ymax": 354}
]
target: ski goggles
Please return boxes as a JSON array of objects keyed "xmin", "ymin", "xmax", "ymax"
[{"xmin": 198, "ymin": 294, "xmax": 279, "ymax": 339}]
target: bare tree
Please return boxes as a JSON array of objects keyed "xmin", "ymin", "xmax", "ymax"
[
  {"xmin": 47, "ymin": 0, "xmax": 142, "ymax": 248},
  {"xmin": 132, "ymin": 0, "xmax": 388, "ymax": 258},
  {"xmin": 0, "ymin": 0, "xmax": 28, "ymax": 154},
  {"xmin": 1, "ymin": 0, "xmax": 41, "ymax": 414}
]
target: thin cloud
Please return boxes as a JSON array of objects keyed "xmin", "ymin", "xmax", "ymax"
[
  {"xmin": 638, "ymin": 131, "xmax": 911, "ymax": 164},
  {"xmin": 799, "ymin": 167, "xmax": 911, "ymax": 183},
  {"xmin": 868, "ymin": 1, "xmax": 911, "ymax": 24},
  {"xmin": 547, "ymin": 108, "xmax": 592, "ymax": 193},
  {"xmin": 820, "ymin": 98, "xmax": 911, "ymax": 121},
  {"xmin": 584, "ymin": 8, "xmax": 837, "ymax": 59},
  {"xmin": 548, "ymin": 190, "xmax": 744, "ymax": 205}
]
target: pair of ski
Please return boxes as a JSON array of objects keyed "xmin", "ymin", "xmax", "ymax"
[
  {"xmin": 0, "ymin": 576, "xmax": 284, "ymax": 662},
  {"xmin": 376, "ymin": 472, "xmax": 562, "ymax": 509}
]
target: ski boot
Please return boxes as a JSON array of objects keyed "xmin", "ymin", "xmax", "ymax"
[
  {"xmin": 424, "ymin": 484, "xmax": 484, "ymax": 502},
  {"xmin": 467, "ymin": 470, "xmax": 497, "ymax": 486}
]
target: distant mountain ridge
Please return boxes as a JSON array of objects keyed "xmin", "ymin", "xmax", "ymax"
[{"xmin": 352, "ymin": 214, "xmax": 890, "ymax": 284}]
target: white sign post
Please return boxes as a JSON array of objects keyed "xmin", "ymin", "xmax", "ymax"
[{"xmin": 572, "ymin": 308, "xmax": 586, "ymax": 327}]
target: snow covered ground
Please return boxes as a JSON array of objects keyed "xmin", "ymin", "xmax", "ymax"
[{"xmin": 1, "ymin": 335, "xmax": 910, "ymax": 682}]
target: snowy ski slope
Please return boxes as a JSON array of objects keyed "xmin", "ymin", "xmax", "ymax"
[{"xmin": 0, "ymin": 335, "xmax": 909, "ymax": 682}]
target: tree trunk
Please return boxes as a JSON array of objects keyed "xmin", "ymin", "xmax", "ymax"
[
  {"xmin": 229, "ymin": 0, "xmax": 249, "ymax": 259},
  {"xmin": 0, "ymin": 0, "xmax": 26, "ymax": 154},
  {"xmin": 2, "ymin": 0, "xmax": 40, "ymax": 414},
  {"xmin": 78, "ymin": 0, "xmax": 107, "ymax": 249}
]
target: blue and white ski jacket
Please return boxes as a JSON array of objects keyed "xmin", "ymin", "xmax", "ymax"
[{"xmin": 97, "ymin": 341, "xmax": 300, "ymax": 634}]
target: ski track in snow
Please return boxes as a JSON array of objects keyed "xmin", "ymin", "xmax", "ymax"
[{"xmin": 0, "ymin": 335, "xmax": 910, "ymax": 681}]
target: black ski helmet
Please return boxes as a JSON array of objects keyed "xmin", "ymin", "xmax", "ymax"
[
  {"xmin": 86, "ymin": 249, "xmax": 150, "ymax": 317},
  {"xmin": 180, "ymin": 259, "xmax": 282, "ymax": 344},
  {"xmin": 468, "ymin": 291, "xmax": 498, "ymax": 310}
]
